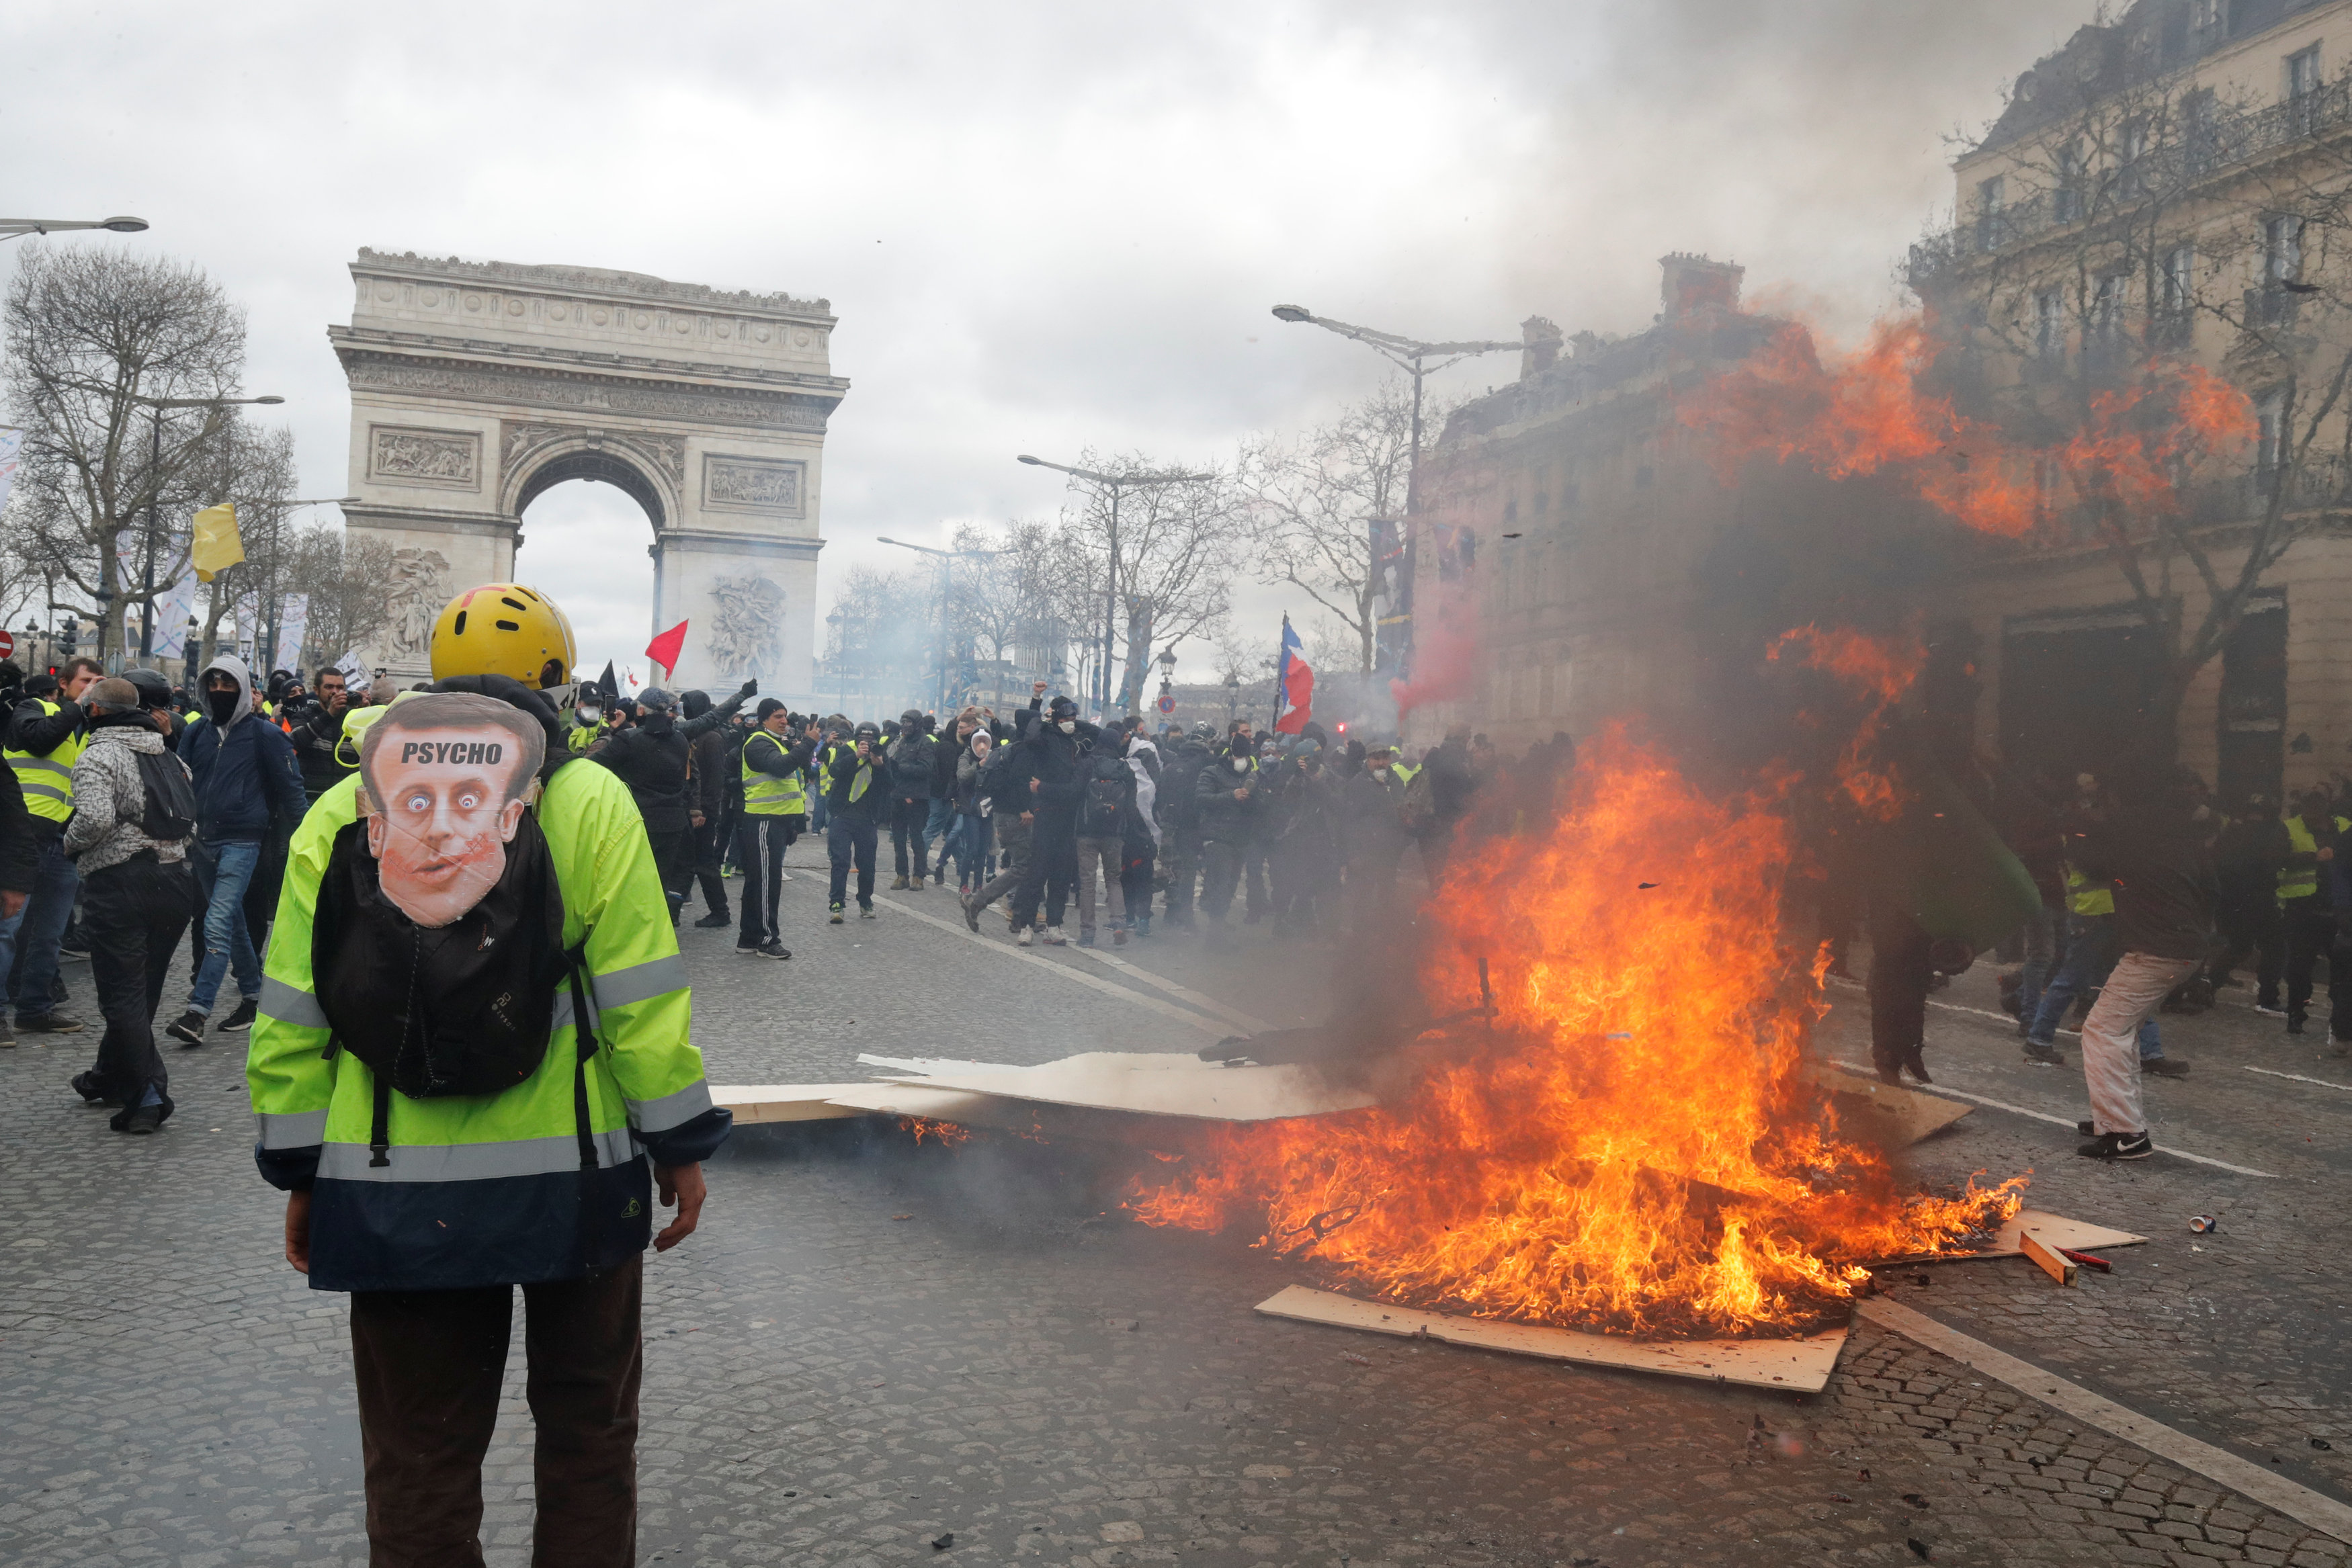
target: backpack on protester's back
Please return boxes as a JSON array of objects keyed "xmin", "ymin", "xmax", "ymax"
[{"xmin": 134, "ymin": 749, "xmax": 197, "ymax": 843}]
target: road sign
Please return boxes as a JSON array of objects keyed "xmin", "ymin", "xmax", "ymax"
[
  {"xmin": 0, "ymin": 629, "xmax": 15, "ymax": 660},
  {"xmin": 1157, "ymin": 691, "xmax": 1175, "ymax": 714}
]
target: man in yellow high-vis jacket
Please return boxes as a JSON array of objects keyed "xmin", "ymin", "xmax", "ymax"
[
  {"xmin": 247, "ymin": 588, "xmax": 728, "ymax": 1567},
  {"xmin": 3, "ymin": 656, "xmax": 101, "ymax": 1038},
  {"xmin": 2278, "ymin": 788, "xmax": 2350, "ymax": 1039}
]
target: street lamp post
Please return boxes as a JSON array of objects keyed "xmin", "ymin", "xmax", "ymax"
[
  {"xmin": 1267, "ymin": 306, "xmax": 1517, "ymax": 673},
  {"xmin": 1016, "ymin": 453, "xmax": 1211, "ymax": 720},
  {"xmin": 0, "ymin": 216, "xmax": 149, "ymax": 242},
  {"xmin": 128, "ymin": 392, "xmax": 286, "ymax": 660},
  {"xmin": 878, "ymin": 536, "xmax": 1011, "ymax": 715}
]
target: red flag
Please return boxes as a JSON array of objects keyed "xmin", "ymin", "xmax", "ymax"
[
  {"xmin": 1273, "ymin": 617, "xmax": 1314, "ymax": 734},
  {"xmin": 645, "ymin": 619, "xmax": 688, "ymax": 677}
]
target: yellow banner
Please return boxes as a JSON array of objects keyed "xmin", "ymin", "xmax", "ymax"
[{"xmin": 191, "ymin": 503, "xmax": 243, "ymax": 582}]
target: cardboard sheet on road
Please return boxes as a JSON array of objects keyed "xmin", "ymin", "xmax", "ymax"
[
  {"xmin": 1800, "ymin": 1061, "xmax": 1973, "ymax": 1146},
  {"xmin": 1255, "ymin": 1284, "xmax": 1849, "ymax": 1392},
  {"xmin": 873, "ymin": 1051, "xmax": 1383, "ymax": 1122},
  {"xmin": 711, "ymin": 1085, "xmax": 869, "ymax": 1125},
  {"xmin": 1876, "ymin": 1207, "xmax": 2147, "ymax": 1267}
]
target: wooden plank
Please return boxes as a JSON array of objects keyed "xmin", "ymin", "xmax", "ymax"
[
  {"xmin": 1800, "ymin": 1062, "xmax": 1973, "ymax": 1146},
  {"xmin": 874, "ymin": 1054, "xmax": 1382, "ymax": 1122},
  {"xmin": 711, "ymin": 1085, "xmax": 871, "ymax": 1125},
  {"xmin": 1253, "ymin": 1284, "xmax": 1849, "ymax": 1393},
  {"xmin": 1876, "ymin": 1207, "xmax": 2148, "ymax": 1267},
  {"xmin": 2019, "ymin": 1230, "xmax": 2078, "ymax": 1288}
]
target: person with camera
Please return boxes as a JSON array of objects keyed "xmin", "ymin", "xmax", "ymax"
[{"xmin": 285, "ymin": 666, "xmax": 355, "ymax": 803}]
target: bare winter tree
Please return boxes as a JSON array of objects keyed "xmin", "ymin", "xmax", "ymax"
[
  {"xmin": 3, "ymin": 245, "xmax": 257, "ymax": 660},
  {"xmin": 1048, "ymin": 451, "xmax": 1240, "ymax": 714},
  {"xmin": 1910, "ymin": 38, "xmax": 2352, "ymax": 733},
  {"xmin": 282, "ymin": 521, "xmax": 398, "ymax": 670},
  {"xmin": 189, "ymin": 422, "xmax": 299, "ymax": 671},
  {"xmin": 1236, "ymin": 380, "xmax": 1417, "ymax": 674}
]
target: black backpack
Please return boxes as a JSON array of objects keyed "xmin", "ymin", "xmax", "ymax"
[
  {"xmin": 1081, "ymin": 752, "xmax": 1129, "ymax": 838},
  {"xmin": 134, "ymin": 748, "xmax": 196, "ymax": 842}
]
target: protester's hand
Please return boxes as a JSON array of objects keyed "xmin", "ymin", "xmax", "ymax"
[
  {"xmin": 653, "ymin": 1162, "xmax": 706, "ymax": 1251},
  {"xmin": 738, "ymin": 679, "xmax": 759, "ymax": 699},
  {"xmin": 690, "ymin": 810, "xmax": 706, "ymax": 828},
  {"xmin": 1020, "ymin": 811, "xmax": 1034, "ymax": 823},
  {"xmin": 2323, "ymin": 846, "xmax": 2337, "ymax": 863},
  {"xmin": 1032, "ymin": 681, "xmax": 1048, "ymax": 696},
  {"xmin": 284, "ymin": 1190, "xmax": 312, "ymax": 1274},
  {"xmin": 1030, "ymin": 777, "xmax": 1040, "ymax": 793},
  {"xmin": 0, "ymin": 889, "xmax": 24, "ymax": 920}
]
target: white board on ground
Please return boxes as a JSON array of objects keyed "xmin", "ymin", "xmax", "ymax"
[
  {"xmin": 712, "ymin": 1086, "xmax": 869, "ymax": 1125},
  {"xmin": 1801, "ymin": 1062, "xmax": 1973, "ymax": 1145},
  {"xmin": 1881, "ymin": 1207, "xmax": 2146, "ymax": 1266},
  {"xmin": 1254, "ymin": 1284, "xmax": 1849, "ymax": 1393},
  {"xmin": 877, "ymin": 1052, "xmax": 1380, "ymax": 1122}
]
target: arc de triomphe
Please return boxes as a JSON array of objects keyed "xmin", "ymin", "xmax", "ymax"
[{"xmin": 331, "ymin": 249, "xmax": 846, "ymax": 695}]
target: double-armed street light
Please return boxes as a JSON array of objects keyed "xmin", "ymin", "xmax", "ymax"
[
  {"xmin": 1015, "ymin": 453, "xmax": 1212, "ymax": 717},
  {"xmin": 1267, "ymin": 305, "xmax": 1518, "ymax": 670},
  {"xmin": 878, "ymin": 535, "xmax": 1013, "ymax": 714},
  {"xmin": 1, "ymin": 216, "xmax": 149, "ymax": 241}
]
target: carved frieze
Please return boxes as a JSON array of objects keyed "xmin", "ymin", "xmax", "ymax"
[
  {"xmin": 500, "ymin": 422, "xmax": 685, "ymax": 486},
  {"xmin": 382, "ymin": 547, "xmax": 452, "ymax": 666},
  {"xmin": 345, "ymin": 355, "xmax": 834, "ymax": 433},
  {"xmin": 702, "ymin": 455, "xmax": 806, "ymax": 517},
  {"xmin": 705, "ymin": 573, "xmax": 787, "ymax": 683},
  {"xmin": 370, "ymin": 426, "xmax": 480, "ymax": 489}
]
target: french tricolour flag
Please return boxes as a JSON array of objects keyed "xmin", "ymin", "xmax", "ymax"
[{"xmin": 1273, "ymin": 616, "xmax": 1314, "ymax": 735}]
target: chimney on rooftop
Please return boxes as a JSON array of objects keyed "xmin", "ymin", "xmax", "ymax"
[
  {"xmin": 1659, "ymin": 253, "xmax": 1744, "ymax": 320},
  {"xmin": 1519, "ymin": 315, "xmax": 1564, "ymax": 380}
]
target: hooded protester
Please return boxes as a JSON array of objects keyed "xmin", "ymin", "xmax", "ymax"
[
  {"xmin": 1155, "ymin": 724, "xmax": 1214, "ymax": 928},
  {"xmin": 589, "ymin": 682, "xmax": 755, "ymax": 925},
  {"xmin": 1120, "ymin": 723, "xmax": 1162, "ymax": 938},
  {"xmin": 677, "ymin": 690, "xmax": 738, "ymax": 928},
  {"xmin": 1265, "ymin": 735, "xmax": 1342, "ymax": 937},
  {"xmin": 961, "ymin": 685, "xmax": 1049, "ymax": 933},
  {"xmin": 1341, "ymin": 744, "xmax": 1414, "ymax": 934},
  {"xmin": 885, "ymin": 708, "xmax": 939, "ymax": 889},
  {"xmin": 1074, "ymin": 726, "xmax": 1136, "ymax": 947},
  {"xmin": 165, "ymin": 653, "xmax": 306, "ymax": 1049},
  {"xmin": 1193, "ymin": 732, "xmax": 1263, "ymax": 946},
  {"xmin": 1003, "ymin": 691, "xmax": 1095, "ymax": 945},
  {"xmin": 61, "ymin": 678, "xmax": 198, "ymax": 1130}
]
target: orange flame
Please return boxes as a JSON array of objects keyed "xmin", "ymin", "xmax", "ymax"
[
  {"xmin": 1681, "ymin": 314, "xmax": 2255, "ymax": 539},
  {"xmin": 1128, "ymin": 723, "xmax": 2024, "ymax": 1338},
  {"xmin": 900, "ymin": 1116, "xmax": 970, "ymax": 1147},
  {"xmin": 1769, "ymin": 626, "xmax": 1920, "ymax": 820}
]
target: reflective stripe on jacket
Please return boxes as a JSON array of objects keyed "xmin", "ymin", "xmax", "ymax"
[
  {"xmin": 245, "ymin": 760, "xmax": 730, "ymax": 1293},
  {"xmin": 4, "ymin": 700, "xmax": 83, "ymax": 822},
  {"xmin": 741, "ymin": 730, "xmax": 806, "ymax": 815},
  {"xmin": 2279, "ymin": 814, "xmax": 2350, "ymax": 904}
]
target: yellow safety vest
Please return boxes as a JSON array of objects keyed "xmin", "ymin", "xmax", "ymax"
[
  {"xmin": 2064, "ymin": 863, "xmax": 2114, "ymax": 918},
  {"xmin": 827, "ymin": 742, "xmax": 878, "ymax": 804},
  {"xmin": 565, "ymin": 717, "xmax": 607, "ymax": 755},
  {"xmin": 2278, "ymin": 814, "xmax": 2350, "ymax": 904},
  {"xmin": 4, "ymin": 699, "xmax": 85, "ymax": 824},
  {"xmin": 741, "ymin": 730, "xmax": 806, "ymax": 816}
]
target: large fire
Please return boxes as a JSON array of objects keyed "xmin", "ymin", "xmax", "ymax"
[{"xmin": 1128, "ymin": 715, "xmax": 2024, "ymax": 1339}]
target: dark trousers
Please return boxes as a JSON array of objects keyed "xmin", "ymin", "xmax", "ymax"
[
  {"xmin": 648, "ymin": 826, "xmax": 694, "ymax": 923},
  {"xmin": 733, "ymin": 814, "xmax": 794, "ymax": 947},
  {"xmin": 1122, "ymin": 841, "xmax": 1156, "ymax": 927},
  {"xmin": 349, "ymin": 1254, "xmax": 642, "ymax": 1568},
  {"xmin": 829, "ymin": 813, "xmax": 880, "ymax": 908},
  {"xmin": 968, "ymin": 814, "xmax": 1032, "ymax": 920},
  {"xmin": 1200, "ymin": 837, "xmax": 1245, "ymax": 922},
  {"xmin": 1162, "ymin": 825, "xmax": 1199, "ymax": 920},
  {"xmin": 1241, "ymin": 840, "xmax": 1270, "ymax": 916},
  {"xmin": 83, "ymin": 853, "xmax": 196, "ymax": 1126},
  {"xmin": 2284, "ymin": 901, "xmax": 2347, "ymax": 1037},
  {"xmin": 686, "ymin": 817, "xmax": 728, "ymax": 919},
  {"xmin": 890, "ymin": 795, "xmax": 931, "ymax": 880},
  {"xmin": 1009, "ymin": 810, "xmax": 1077, "ymax": 930},
  {"xmin": 2208, "ymin": 891, "xmax": 2283, "ymax": 1000},
  {"xmin": 1867, "ymin": 902, "xmax": 1933, "ymax": 1071}
]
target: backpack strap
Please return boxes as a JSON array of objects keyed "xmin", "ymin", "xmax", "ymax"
[
  {"xmin": 369, "ymin": 1074, "xmax": 392, "ymax": 1168},
  {"xmin": 563, "ymin": 941, "xmax": 599, "ymax": 1171}
]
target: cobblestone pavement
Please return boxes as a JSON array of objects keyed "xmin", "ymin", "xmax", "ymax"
[{"xmin": 5, "ymin": 847, "xmax": 2352, "ymax": 1567}]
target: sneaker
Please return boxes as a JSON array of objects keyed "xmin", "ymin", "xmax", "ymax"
[
  {"xmin": 2288, "ymin": 1015, "xmax": 2308, "ymax": 1036},
  {"xmin": 962, "ymin": 895, "xmax": 981, "ymax": 934},
  {"xmin": 2076, "ymin": 1129, "xmax": 2152, "ymax": 1160},
  {"xmin": 2021, "ymin": 1040, "xmax": 2065, "ymax": 1067},
  {"xmin": 1113, "ymin": 927, "xmax": 1130, "ymax": 947},
  {"xmin": 2144, "ymin": 1057, "xmax": 2191, "ymax": 1078},
  {"xmin": 694, "ymin": 911, "xmax": 733, "ymax": 928},
  {"xmin": 735, "ymin": 943, "xmax": 765, "ymax": 957},
  {"xmin": 118, "ymin": 1102, "xmax": 165, "ymax": 1135},
  {"xmin": 720, "ymin": 866, "xmax": 739, "ymax": 878},
  {"xmin": 2076, "ymin": 1119, "xmax": 2095, "ymax": 1135},
  {"xmin": 858, "ymin": 903, "xmax": 877, "ymax": 920},
  {"xmin": 218, "ymin": 998, "xmax": 259, "ymax": 1033},
  {"xmin": 1017, "ymin": 927, "xmax": 1034, "ymax": 947},
  {"xmin": 17, "ymin": 1011, "xmax": 85, "ymax": 1035},
  {"xmin": 1042, "ymin": 928, "xmax": 1067, "ymax": 947},
  {"xmin": 891, "ymin": 875, "xmax": 911, "ymax": 890},
  {"xmin": 165, "ymin": 1010, "xmax": 205, "ymax": 1047},
  {"xmin": 829, "ymin": 903, "xmax": 845, "ymax": 924},
  {"xmin": 57, "ymin": 941, "xmax": 90, "ymax": 962},
  {"xmin": 1900, "ymin": 1049, "xmax": 1933, "ymax": 1086},
  {"xmin": 757, "ymin": 939, "xmax": 791, "ymax": 960},
  {"xmin": 2257, "ymin": 1002, "xmax": 2287, "ymax": 1017}
]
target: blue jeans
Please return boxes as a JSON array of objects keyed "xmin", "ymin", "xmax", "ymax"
[
  {"xmin": 2028, "ymin": 912, "xmax": 2160, "ymax": 1058},
  {"xmin": 949, "ymin": 814, "xmax": 992, "ymax": 887},
  {"xmin": 923, "ymin": 798, "xmax": 956, "ymax": 857},
  {"xmin": 2015, "ymin": 898, "xmax": 2060, "ymax": 1029},
  {"xmin": 7, "ymin": 838, "xmax": 79, "ymax": 1022},
  {"xmin": 187, "ymin": 838, "xmax": 263, "ymax": 1017}
]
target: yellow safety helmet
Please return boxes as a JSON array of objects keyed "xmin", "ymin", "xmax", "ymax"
[{"xmin": 428, "ymin": 583, "xmax": 577, "ymax": 690}]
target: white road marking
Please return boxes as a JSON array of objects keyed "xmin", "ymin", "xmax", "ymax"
[
  {"xmin": 1861, "ymin": 1296, "xmax": 2352, "ymax": 1545},
  {"xmin": 865, "ymin": 894, "xmax": 1231, "ymax": 1036},
  {"xmin": 1826, "ymin": 975, "xmax": 2078, "ymax": 1037},
  {"xmin": 2246, "ymin": 1064, "xmax": 2352, "ymax": 1093},
  {"xmin": 1066, "ymin": 946, "xmax": 1275, "ymax": 1034},
  {"xmin": 1824, "ymin": 1060, "xmax": 2279, "ymax": 1178}
]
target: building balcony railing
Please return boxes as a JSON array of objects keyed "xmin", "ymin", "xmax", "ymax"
[{"xmin": 1911, "ymin": 80, "xmax": 2352, "ymax": 285}]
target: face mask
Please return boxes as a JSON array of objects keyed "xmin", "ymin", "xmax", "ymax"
[
  {"xmin": 578, "ymin": 706, "xmax": 601, "ymax": 724},
  {"xmin": 205, "ymin": 688, "xmax": 238, "ymax": 725},
  {"xmin": 1232, "ymin": 758, "xmax": 1248, "ymax": 774},
  {"xmin": 1056, "ymin": 719, "xmax": 1076, "ymax": 734}
]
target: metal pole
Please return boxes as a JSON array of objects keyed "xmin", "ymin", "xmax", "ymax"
[
  {"xmin": 1103, "ymin": 482, "xmax": 1120, "ymax": 718},
  {"xmin": 1401, "ymin": 357, "xmax": 1425, "ymax": 675},
  {"xmin": 140, "ymin": 405, "xmax": 160, "ymax": 659}
]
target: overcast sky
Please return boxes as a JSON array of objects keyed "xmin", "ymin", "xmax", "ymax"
[{"xmin": 3, "ymin": 0, "xmax": 2098, "ymax": 687}]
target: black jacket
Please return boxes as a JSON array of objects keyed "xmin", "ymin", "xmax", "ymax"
[
  {"xmin": 1078, "ymin": 746, "xmax": 1136, "ymax": 839},
  {"xmin": 286, "ymin": 699, "xmax": 353, "ymax": 800},
  {"xmin": 887, "ymin": 730, "xmax": 939, "ymax": 800},
  {"xmin": 2074, "ymin": 803, "xmax": 2219, "ymax": 963},
  {"xmin": 591, "ymin": 695, "xmax": 746, "ymax": 833},
  {"xmin": 1009, "ymin": 705, "xmax": 1098, "ymax": 816},
  {"xmin": 824, "ymin": 742, "xmax": 888, "ymax": 816},
  {"xmin": 1194, "ymin": 750, "xmax": 1261, "ymax": 842},
  {"xmin": 1158, "ymin": 740, "xmax": 1209, "ymax": 830}
]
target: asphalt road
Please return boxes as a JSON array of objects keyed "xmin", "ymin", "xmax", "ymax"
[{"xmin": 5, "ymin": 846, "xmax": 2351, "ymax": 1567}]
